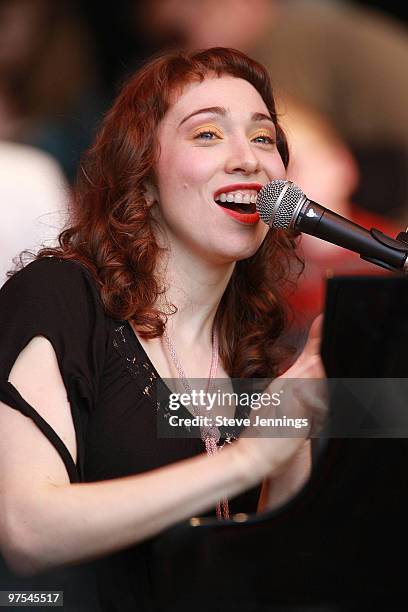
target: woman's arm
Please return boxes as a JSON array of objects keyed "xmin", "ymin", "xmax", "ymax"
[
  {"xmin": 0, "ymin": 315, "xmax": 324, "ymax": 577},
  {"xmin": 257, "ymin": 316, "xmax": 325, "ymax": 512},
  {"xmin": 257, "ymin": 441, "xmax": 312, "ymax": 512},
  {"xmin": 0, "ymin": 336, "xmax": 306, "ymax": 577}
]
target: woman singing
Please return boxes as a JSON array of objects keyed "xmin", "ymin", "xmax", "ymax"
[{"xmin": 0, "ymin": 48, "xmax": 324, "ymax": 609}]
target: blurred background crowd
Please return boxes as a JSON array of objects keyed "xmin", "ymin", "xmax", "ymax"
[{"xmin": 1, "ymin": 0, "xmax": 407, "ymax": 330}]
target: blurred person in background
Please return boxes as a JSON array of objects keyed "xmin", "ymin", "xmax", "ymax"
[
  {"xmin": 277, "ymin": 96, "xmax": 400, "ymax": 333},
  {"xmin": 0, "ymin": 142, "xmax": 69, "ymax": 286},
  {"xmin": 0, "ymin": 0, "xmax": 106, "ymax": 184},
  {"xmin": 0, "ymin": 0, "xmax": 105, "ymax": 288},
  {"xmin": 141, "ymin": 0, "xmax": 408, "ymax": 223}
]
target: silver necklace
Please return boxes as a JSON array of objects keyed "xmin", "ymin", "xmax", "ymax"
[{"xmin": 162, "ymin": 328, "xmax": 230, "ymax": 520}]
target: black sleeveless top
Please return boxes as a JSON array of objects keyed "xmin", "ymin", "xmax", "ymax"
[{"xmin": 0, "ymin": 258, "xmax": 261, "ymax": 611}]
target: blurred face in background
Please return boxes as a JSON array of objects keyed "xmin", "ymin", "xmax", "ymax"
[
  {"xmin": 280, "ymin": 98, "xmax": 360, "ymax": 257},
  {"xmin": 147, "ymin": 74, "xmax": 286, "ymax": 265},
  {"xmin": 140, "ymin": 0, "xmax": 277, "ymax": 51},
  {"xmin": 0, "ymin": 0, "xmax": 90, "ymax": 128},
  {"xmin": 0, "ymin": 0, "xmax": 53, "ymax": 79},
  {"xmin": 281, "ymin": 101, "xmax": 359, "ymax": 213}
]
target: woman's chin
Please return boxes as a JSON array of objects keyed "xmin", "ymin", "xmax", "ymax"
[{"xmin": 208, "ymin": 242, "xmax": 264, "ymax": 265}]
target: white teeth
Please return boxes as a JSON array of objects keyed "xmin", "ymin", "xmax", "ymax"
[{"xmin": 215, "ymin": 189, "xmax": 259, "ymax": 204}]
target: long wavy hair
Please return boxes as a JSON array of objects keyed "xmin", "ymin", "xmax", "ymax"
[{"xmin": 38, "ymin": 47, "xmax": 302, "ymax": 377}]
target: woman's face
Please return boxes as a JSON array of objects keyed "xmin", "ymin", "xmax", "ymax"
[{"xmin": 150, "ymin": 75, "xmax": 286, "ymax": 264}]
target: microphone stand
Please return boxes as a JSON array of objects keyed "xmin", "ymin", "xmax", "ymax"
[{"xmin": 363, "ymin": 228, "xmax": 408, "ymax": 273}]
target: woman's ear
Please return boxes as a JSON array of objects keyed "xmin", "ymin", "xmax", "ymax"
[{"xmin": 142, "ymin": 179, "xmax": 159, "ymax": 208}]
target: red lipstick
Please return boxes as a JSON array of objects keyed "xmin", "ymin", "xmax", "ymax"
[
  {"xmin": 213, "ymin": 182, "xmax": 262, "ymax": 224},
  {"xmin": 219, "ymin": 208, "xmax": 260, "ymax": 224}
]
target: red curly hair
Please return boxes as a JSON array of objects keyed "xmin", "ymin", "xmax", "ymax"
[{"xmin": 39, "ymin": 47, "xmax": 301, "ymax": 377}]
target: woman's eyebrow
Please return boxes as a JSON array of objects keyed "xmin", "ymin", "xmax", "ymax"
[
  {"xmin": 252, "ymin": 112, "xmax": 274, "ymax": 124},
  {"xmin": 178, "ymin": 107, "xmax": 274, "ymax": 127},
  {"xmin": 178, "ymin": 106, "xmax": 226, "ymax": 127}
]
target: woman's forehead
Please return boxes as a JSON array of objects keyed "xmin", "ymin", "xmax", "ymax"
[{"xmin": 166, "ymin": 75, "xmax": 269, "ymax": 121}]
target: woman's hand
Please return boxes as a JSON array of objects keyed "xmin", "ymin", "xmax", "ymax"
[
  {"xmin": 234, "ymin": 314, "xmax": 327, "ymax": 482},
  {"xmin": 281, "ymin": 314, "xmax": 327, "ymax": 436},
  {"xmin": 282, "ymin": 314, "xmax": 324, "ymax": 378}
]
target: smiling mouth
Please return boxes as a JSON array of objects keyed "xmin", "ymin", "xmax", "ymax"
[{"xmin": 214, "ymin": 189, "xmax": 259, "ymax": 214}]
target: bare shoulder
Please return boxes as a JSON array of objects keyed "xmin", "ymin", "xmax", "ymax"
[{"xmin": 0, "ymin": 336, "xmax": 76, "ymax": 491}]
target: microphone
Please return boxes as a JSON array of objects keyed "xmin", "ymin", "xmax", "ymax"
[{"xmin": 256, "ymin": 180, "xmax": 408, "ymax": 273}]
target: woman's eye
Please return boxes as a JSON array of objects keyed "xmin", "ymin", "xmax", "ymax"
[
  {"xmin": 252, "ymin": 134, "xmax": 275, "ymax": 145},
  {"xmin": 194, "ymin": 130, "xmax": 219, "ymax": 140}
]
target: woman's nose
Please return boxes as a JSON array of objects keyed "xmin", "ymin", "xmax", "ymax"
[{"xmin": 224, "ymin": 139, "xmax": 260, "ymax": 175}]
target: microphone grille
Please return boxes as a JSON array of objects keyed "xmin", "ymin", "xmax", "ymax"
[{"xmin": 256, "ymin": 180, "xmax": 305, "ymax": 229}]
